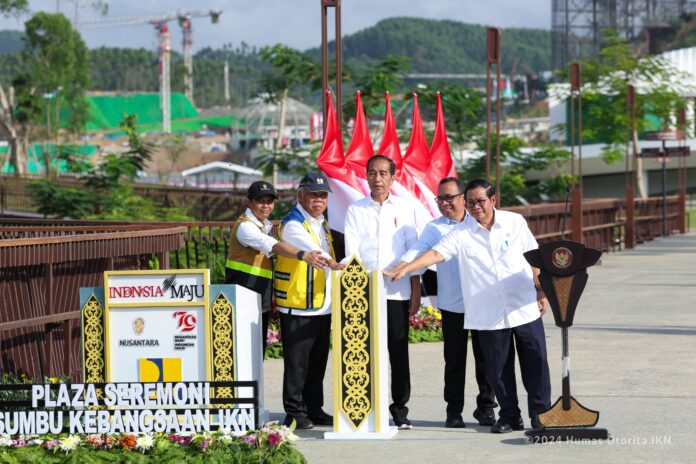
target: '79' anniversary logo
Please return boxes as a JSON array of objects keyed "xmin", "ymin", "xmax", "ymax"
[{"xmin": 172, "ymin": 311, "xmax": 197, "ymax": 332}]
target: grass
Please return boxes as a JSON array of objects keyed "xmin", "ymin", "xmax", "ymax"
[{"xmin": 689, "ymin": 209, "xmax": 696, "ymax": 231}]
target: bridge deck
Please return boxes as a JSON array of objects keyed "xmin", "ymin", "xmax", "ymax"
[{"xmin": 263, "ymin": 232, "xmax": 696, "ymax": 462}]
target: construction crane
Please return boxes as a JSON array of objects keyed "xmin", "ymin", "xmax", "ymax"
[{"xmin": 79, "ymin": 9, "xmax": 222, "ymax": 133}]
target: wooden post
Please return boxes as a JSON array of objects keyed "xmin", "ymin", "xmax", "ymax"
[
  {"xmin": 321, "ymin": 0, "xmax": 342, "ymax": 133},
  {"xmin": 159, "ymin": 251, "xmax": 169, "ymax": 270},
  {"xmin": 571, "ymin": 187, "xmax": 583, "ymax": 243},
  {"xmin": 625, "ymin": 85, "xmax": 635, "ymax": 248},
  {"xmin": 570, "ymin": 63, "xmax": 583, "ymax": 243},
  {"xmin": 485, "ymin": 27, "xmax": 500, "ymax": 185},
  {"xmin": 678, "ymin": 188, "xmax": 687, "ymax": 234},
  {"xmin": 625, "ymin": 186, "xmax": 635, "ymax": 249}
]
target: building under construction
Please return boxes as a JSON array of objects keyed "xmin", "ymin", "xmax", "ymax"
[{"xmin": 552, "ymin": 0, "xmax": 696, "ymax": 70}]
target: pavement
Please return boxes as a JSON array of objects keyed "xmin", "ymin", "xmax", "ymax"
[{"xmin": 263, "ymin": 233, "xmax": 696, "ymax": 463}]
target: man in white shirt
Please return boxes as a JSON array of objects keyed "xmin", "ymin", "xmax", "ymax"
[
  {"xmin": 274, "ymin": 173, "xmax": 343, "ymax": 430},
  {"xmin": 391, "ymin": 177, "xmax": 497, "ymax": 429},
  {"xmin": 343, "ymin": 155, "xmax": 421, "ymax": 429},
  {"xmin": 384, "ymin": 179, "xmax": 551, "ymax": 433},
  {"xmin": 225, "ymin": 181, "xmax": 327, "ymax": 356}
]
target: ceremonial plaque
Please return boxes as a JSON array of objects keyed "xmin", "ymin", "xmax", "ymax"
[
  {"xmin": 524, "ymin": 241, "xmax": 609, "ymax": 441},
  {"xmin": 324, "ymin": 257, "xmax": 397, "ymax": 440},
  {"xmin": 80, "ymin": 270, "xmax": 267, "ymax": 421}
]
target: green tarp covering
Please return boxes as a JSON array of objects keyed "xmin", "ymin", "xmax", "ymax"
[{"xmin": 1, "ymin": 144, "xmax": 97, "ymax": 174}]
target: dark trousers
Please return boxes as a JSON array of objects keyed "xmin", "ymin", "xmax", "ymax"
[
  {"xmin": 441, "ymin": 309, "xmax": 497, "ymax": 415},
  {"xmin": 279, "ymin": 312, "xmax": 331, "ymax": 419},
  {"xmin": 477, "ymin": 317, "xmax": 551, "ymax": 420},
  {"xmin": 387, "ymin": 300, "xmax": 411, "ymax": 419}
]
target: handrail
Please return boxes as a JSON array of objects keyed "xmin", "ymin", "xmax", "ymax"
[{"xmin": 0, "ymin": 226, "xmax": 188, "ymax": 247}]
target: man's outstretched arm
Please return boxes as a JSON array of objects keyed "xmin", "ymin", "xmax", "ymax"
[{"xmin": 383, "ymin": 249, "xmax": 445, "ymax": 281}]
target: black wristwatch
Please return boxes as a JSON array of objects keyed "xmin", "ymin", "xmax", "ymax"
[{"xmin": 297, "ymin": 250, "xmax": 305, "ymax": 260}]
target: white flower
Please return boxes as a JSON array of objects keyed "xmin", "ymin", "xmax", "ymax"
[
  {"xmin": 59, "ymin": 435, "xmax": 81, "ymax": 453},
  {"xmin": 0, "ymin": 434, "xmax": 13, "ymax": 447},
  {"xmin": 135, "ymin": 435, "xmax": 154, "ymax": 452},
  {"xmin": 29, "ymin": 438, "xmax": 43, "ymax": 446}
]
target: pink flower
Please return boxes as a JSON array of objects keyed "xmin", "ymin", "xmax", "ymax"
[
  {"xmin": 199, "ymin": 438, "xmax": 212, "ymax": 451},
  {"xmin": 12, "ymin": 439, "xmax": 27, "ymax": 448},
  {"xmin": 168, "ymin": 433, "xmax": 191, "ymax": 445},
  {"xmin": 267, "ymin": 432, "xmax": 281, "ymax": 447},
  {"xmin": 266, "ymin": 327, "xmax": 281, "ymax": 345},
  {"xmin": 242, "ymin": 434, "xmax": 257, "ymax": 446},
  {"xmin": 43, "ymin": 439, "xmax": 60, "ymax": 450}
]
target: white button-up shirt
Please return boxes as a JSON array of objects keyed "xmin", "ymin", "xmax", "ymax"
[
  {"xmin": 401, "ymin": 215, "xmax": 464, "ymax": 313},
  {"xmin": 236, "ymin": 208, "xmax": 277, "ymax": 257},
  {"xmin": 277, "ymin": 204, "xmax": 332, "ymax": 316},
  {"xmin": 432, "ymin": 209, "xmax": 540, "ymax": 330},
  {"xmin": 344, "ymin": 194, "xmax": 419, "ymax": 301}
]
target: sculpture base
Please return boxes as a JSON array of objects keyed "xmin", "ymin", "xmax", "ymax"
[
  {"xmin": 525, "ymin": 427, "xmax": 609, "ymax": 443},
  {"xmin": 324, "ymin": 426, "xmax": 398, "ymax": 440}
]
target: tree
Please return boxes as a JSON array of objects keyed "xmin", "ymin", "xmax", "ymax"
[
  {"xmin": 260, "ymin": 45, "xmax": 321, "ymax": 183},
  {"xmin": 460, "ymin": 134, "xmax": 572, "ymax": 205},
  {"xmin": 7, "ymin": 12, "xmax": 91, "ymax": 175},
  {"xmin": 414, "ymin": 83, "xmax": 571, "ymax": 205},
  {"xmin": 27, "ymin": 115, "xmax": 188, "ymax": 220},
  {"xmin": 554, "ymin": 29, "xmax": 690, "ymax": 198},
  {"xmin": 0, "ymin": 0, "xmax": 27, "ymax": 17},
  {"xmin": 344, "ymin": 54, "xmax": 411, "ymax": 123},
  {"xmin": 413, "ymin": 83, "xmax": 485, "ymax": 145}
]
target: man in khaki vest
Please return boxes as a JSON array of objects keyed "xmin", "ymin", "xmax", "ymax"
[{"xmin": 225, "ymin": 180, "xmax": 326, "ymax": 355}]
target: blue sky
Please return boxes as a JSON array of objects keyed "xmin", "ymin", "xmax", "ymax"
[{"xmin": 1, "ymin": 0, "xmax": 550, "ymax": 51}]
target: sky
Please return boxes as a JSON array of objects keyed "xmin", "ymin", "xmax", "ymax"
[{"xmin": 0, "ymin": 0, "xmax": 550, "ymax": 52}]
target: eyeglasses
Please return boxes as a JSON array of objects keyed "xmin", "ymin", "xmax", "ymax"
[
  {"xmin": 307, "ymin": 191, "xmax": 329, "ymax": 199},
  {"xmin": 435, "ymin": 193, "xmax": 464, "ymax": 204},
  {"xmin": 466, "ymin": 198, "xmax": 489, "ymax": 209}
]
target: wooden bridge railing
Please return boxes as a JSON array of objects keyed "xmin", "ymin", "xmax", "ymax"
[{"xmin": 0, "ymin": 226, "xmax": 186, "ymax": 380}]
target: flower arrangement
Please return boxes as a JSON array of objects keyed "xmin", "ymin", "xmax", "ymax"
[
  {"xmin": 0, "ymin": 422, "xmax": 305, "ymax": 464},
  {"xmin": 265, "ymin": 312, "xmax": 284, "ymax": 359},
  {"xmin": 409, "ymin": 305, "xmax": 444, "ymax": 342}
]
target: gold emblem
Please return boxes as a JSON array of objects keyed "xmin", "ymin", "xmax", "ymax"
[
  {"xmin": 132, "ymin": 317, "xmax": 145, "ymax": 335},
  {"xmin": 552, "ymin": 247, "xmax": 573, "ymax": 269}
]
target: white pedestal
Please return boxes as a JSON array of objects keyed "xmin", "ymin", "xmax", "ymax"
[
  {"xmin": 219, "ymin": 284, "xmax": 267, "ymax": 423},
  {"xmin": 323, "ymin": 260, "xmax": 396, "ymax": 440}
]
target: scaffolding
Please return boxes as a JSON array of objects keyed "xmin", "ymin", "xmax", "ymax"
[{"xmin": 552, "ymin": 0, "xmax": 696, "ymax": 70}]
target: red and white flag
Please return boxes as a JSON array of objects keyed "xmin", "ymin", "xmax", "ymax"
[
  {"xmin": 318, "ymin": 91, "xmax": 457, "ymax": 234},
  {"xmin": 402, "ymin": 93, "xmax": 440, "ymax": 217},
  {"xmin": 316, "ymin": 91, "xmax": 364, "ymax": 234},
  {"xmin": 428, "ymin": 92, "xmax": 457, "ymax": 188},
  {"xmin": 344, "ymin": 91, "xmax": 373, "ymax": 196},
  {"xmin": 377, "ymin": 91, "xmax": 436, "ymax": 230}
]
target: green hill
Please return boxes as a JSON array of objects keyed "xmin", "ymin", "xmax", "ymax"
[
  {"xmin": 0, "ymin": 17, "xmax": 550, "ymax": 108},
  {"xmin": 308, "ymin": 17, "xmax": 550, "ymax": 73}
]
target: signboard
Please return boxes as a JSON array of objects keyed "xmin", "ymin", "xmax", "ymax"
[
  {"xmin": 104, "ymin": 270, "xmax": 209, "ymax": 384},
  {"xmin": 643, "ymin": 130, "xmax": 685, "ymax": 141},
  {"xmin": 665, "ymin": 146, "xmax": 691, "ymax": 157},
  {"xmin": 80, "ymin": 270, "xmax": 268, "ymax": 426},
  {"xmin": 0, "ymin": 381, "xmax": 258, "ymax": 435},
  {"xmin": 639, "ymin": 146, "xmax": 691, "ymax": 158}
]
